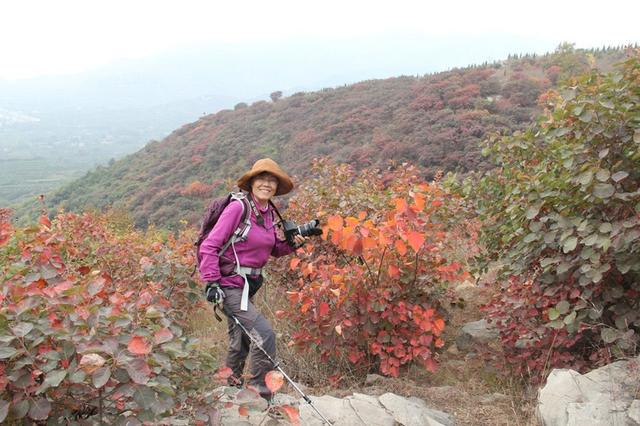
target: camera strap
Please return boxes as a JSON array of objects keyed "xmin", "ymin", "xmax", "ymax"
[
  {"xmin": 268, "ymin": 200, "xmax": 285, "ymax": 226},
  {"xmin": 247, "ymin": 196, "xmax": 265, "ymax": 227}
]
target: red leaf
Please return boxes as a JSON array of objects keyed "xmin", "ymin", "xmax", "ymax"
[
  {"xmin": 39, "ymin": 215, "xmax": 51, "ymax": 229},
  {"xmin": 433, "ymin": 318, "xmax": 445, "ymax": 334},
  {"xmin": 153, "ymin": 328, "xmax": 174, "ymax": 344},
  {"xmin": 128, "ymin": 336, "xmax": 151, "ymax": 355},
  {"xmin": 290, "ymin": 257, "xmax": 301, "ymax": 270},
  {"xmin": 395, "ymin": 240, "xmax": 407, "ymax": 256},
  {"xmin": 388, "ymin": 264, "xmax": 400, "ymax": 279},
  {"xmin": 238, "ymin": 406, "xmax": 249, "ymax": 417},
  {"xmin": 362, "ymin": 236, "xmax": 377, "ymax": 250},
  {"xmin": 318, "ymin": 302, "xmax": 330, "ymax": 317},
  {"xmin": 327, "ymin": 215, "xmax": 343, "ymax": 232},
  {"xmin": 279, "ymin": 405, "xmax": 300, "ymax": 426},
  {"xmin": 213, "ymin": 366, "xmax": 234, "ymax": 383},
  {"xmin": 265, "ymin": 370, "xmax": 285, "ymax": 393},
  {"xmin": 79, "ymin": 353, "xmax": 106, "ymax": 374},
  {"xmin": 394, "ymin": 198, "xmax": 408, "ymax": 213},
  {"xmin": 0, "ymin": 223, "xmax": 12, "ymax": 247},
  {"xmin": 347, "ymin": 351, "xmax": 361, "ymax": 363},
  {"xmin": 423, "ymin": 357, "xmax": 437, "ymax": 373},
  {"xmin": 412, "ymin": 193, "xmax": 426, "ymax": 211},
  {"xmin": 407, "ymin": 231, "xmax": 425, "ymax": 252},
  {"xmin": 125, "ymin": 358, "xmax": 151, "ymax": 384}
]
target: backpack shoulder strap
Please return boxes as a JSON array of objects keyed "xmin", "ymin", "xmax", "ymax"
[{"xmin": 218, "ymin": 192, "xmax": 251, "ymax": 255}]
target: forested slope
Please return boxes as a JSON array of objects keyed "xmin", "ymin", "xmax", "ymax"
[{"xmin": 33, "ymin": 46, "xmax": 627, "ymax": 228}]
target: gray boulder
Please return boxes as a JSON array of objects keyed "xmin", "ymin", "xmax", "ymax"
[
  {"xmin": 211, "ymin": 387, "xmax": 455, "ymax": 425},
  {"xmin": 455, "ymin": 319, "xmax": 499, "ymax": 351},
  {"xmin": 537, "ymin": 355, "xmax": 640, "ymax": 425}
]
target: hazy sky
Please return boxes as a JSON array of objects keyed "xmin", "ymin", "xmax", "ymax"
[{"xmin": 1, "ymin": 0, "xmax": 638, "ymax": 80}]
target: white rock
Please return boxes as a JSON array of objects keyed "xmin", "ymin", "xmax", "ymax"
[
  {"xmin": 378, "ymin": 393, "xmax": 454, "ymax": 426},
  {"xmin": 537, "ymin": 356, "xmax": 640, "ymax": 426},
  {"xmin": 628, "ymin": 400, "xmax": 640, "ymax": 423},
  {"xmin": 211, "ymin": 386, "xmax": 455, "ymax": 425}
]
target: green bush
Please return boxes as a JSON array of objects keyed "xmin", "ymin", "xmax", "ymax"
[{"xmin": 474, "ymin": 53, "xmax": 640, "ymax": 380}]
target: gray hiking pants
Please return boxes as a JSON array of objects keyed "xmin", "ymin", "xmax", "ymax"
[{"xmin": 221, "ymin": 287, "xmax": 276, "ymax": 397}]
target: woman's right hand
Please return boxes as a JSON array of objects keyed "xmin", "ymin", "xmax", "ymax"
[{"xmin": 205, "ymin": 281, "xmax": 225, "ymax": 304}]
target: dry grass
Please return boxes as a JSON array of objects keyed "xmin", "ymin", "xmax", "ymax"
[{"xmin": 186, "ymin": 278, "xmax": 540, "ymax": 426}]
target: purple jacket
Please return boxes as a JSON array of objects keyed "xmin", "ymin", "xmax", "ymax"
[{"xmin": 198, "ymin": 193, "xmax": 294, "ymax": 287}]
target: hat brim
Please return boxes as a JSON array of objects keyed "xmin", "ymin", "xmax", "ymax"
[{"xmin": 237, "ymin": 160, "xmax": 293, "ymax": 196}]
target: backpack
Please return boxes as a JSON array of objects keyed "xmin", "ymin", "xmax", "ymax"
[{"xmin": 195, "ymin": 192, "xmax": 251, "ymax": 268}]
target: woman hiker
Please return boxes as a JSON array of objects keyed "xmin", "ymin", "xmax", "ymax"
[{"xmin": 197, "ymin": 158, "xmax": 306, "ymax": 400}]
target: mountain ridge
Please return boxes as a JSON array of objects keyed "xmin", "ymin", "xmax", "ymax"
[{"xmin": 18, "ymin": 46, "xmax": 629, "ymax": 228}]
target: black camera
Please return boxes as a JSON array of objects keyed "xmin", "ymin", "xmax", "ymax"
[{"xmin": 282, "ymin": 219, "xmax": 323, "ymax": 246}]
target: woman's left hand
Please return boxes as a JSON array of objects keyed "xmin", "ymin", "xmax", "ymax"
[{"xmin": 293, "ymin": 234, "xmax": 307, "ymax": 247}]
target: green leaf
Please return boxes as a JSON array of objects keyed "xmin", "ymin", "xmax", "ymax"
[
  {"xmin": 0, "ymin": 334, "xmax": 15, "ymax": 343},
  {"xmin": 563, "ymin": 311, "xmax": 577, "ymax": 325},
  {"xmin": 12, "ymin": 322, "xmax": 34, "ymax": 338},
  {"xmin": 529, "ymin": 221, "xmax": 542, "ymax": 232},
  {"xmin": 134, "ymin": 385, "xmax": 157, "ymax": 410},
  {"xmin": 595, "ymin": 169, "xmax": 610, "ymax": 182},
  {"xmin": 584, "ymin": 233, "xmax": 598, "ymax": 246},
  {"xmin": 593, "ymin": 183, "xmax": 615, "ymax": 199},
  {"xmin": 563, "ymin": 237, "xmax": 578, "ymax": 253},
  {"xmin": 28, "ymin": 398, "xmax": 51, "ymax": 421},
  {"xmin": 601, "ymin": 328, "xmax": 619, "ymax": 343},
  {"xmin": 23, "ymin": 272, "xmax": 41, "ymax": 284},
  {"xmin": 563, "ymin": 157, "xmax": 574, "ymax": 168},
  {"xmin": 577, "ymin": 171, "xmax": 593, "ymax": 186},
  {"xmin": 562, "ymin": 89, "xmax": 577, "ymax": 101},
  {"xmin": 579, "ymin": 110, "xmax": 593, "ymax": 123},
  {"xmin": 526, "ymin": 202, "xmax": 543, "ymax": 219},
  {"xmin": 43, "ymin": 370, "xmax": 66, "ymax": 388},
  {"xmin": 548, "ymin": 308, "xmax": 560, "ymax": 320},
  {"xmin": 540, "ymin": 257, "xmax": 558, "ymax": 268},
  {"xmin": 556, "ymin": 300, "xmax": 570, "ymax": 315},
  {"xmin": 557, "ymin": 262, "xmax": 571, "ymax": 274},
  {"xmin": 599, "ymin": 99, "xmax": 614, "ymax": 109},
  {"xmin": 0, "ymin": 400, "xmax": 8, "ymax": 423},
  {"xmin": 611, "ymin": 171, "xmax": 628, "ymax": 182},
  {"xmin": 548, "ymin": 319, "xmax": 565, "ymax": 330},
  {"xmin": 92, "ymin": 366, "xmax": 111, "ymax": 388},
  {"xmin": 596, "ymin": 236, "xmax": 611, "ymax": 251},
  {"xmin": 599, "ymin": 223, "xmax": 612, "ymax": 234},
  {"xmin": 11, "ymin": 399, "xmax": 29, "ymax": 419},
  {"xmin": 0, "ymin": 347, "xmax": 18, "ymax": 359},
  {"xmin": 69, "ymin": 370, "xmax": 86, "ymax": 383}
]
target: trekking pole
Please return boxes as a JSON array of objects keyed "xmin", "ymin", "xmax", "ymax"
[{"xmin": 221, "ymin": 307, "xmax": 333, "ymax": 425}]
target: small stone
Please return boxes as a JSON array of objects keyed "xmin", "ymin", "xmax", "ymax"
[
  {"xmin": 365, "ymin": 373, "xmax": 386, "ymax": 386},
  {"xmin": 446, "ymin": 344, "xmax": 460, "ymax": 355},
  {"xmin": 454, "ymin": 281, "xmax": 479, "ymax": 301}
]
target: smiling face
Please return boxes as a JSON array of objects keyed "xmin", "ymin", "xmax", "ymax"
[{"xmin": 250, "ymin": 172, "xmax": 279, "ymax": 206}]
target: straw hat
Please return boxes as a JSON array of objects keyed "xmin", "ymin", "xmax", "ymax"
[{"xmin": 237, "ymin": 158, "xmax": 294, "ymax": 196}]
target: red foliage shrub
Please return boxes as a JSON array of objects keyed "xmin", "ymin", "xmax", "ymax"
[{"xmin": 271, "ymin": 161, "xmax": 470, "ymax": 377}]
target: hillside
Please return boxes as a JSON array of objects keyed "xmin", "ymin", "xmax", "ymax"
[{"xmin": 24, "ymin": 46, "xmax": 627, "ymax": 228}]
